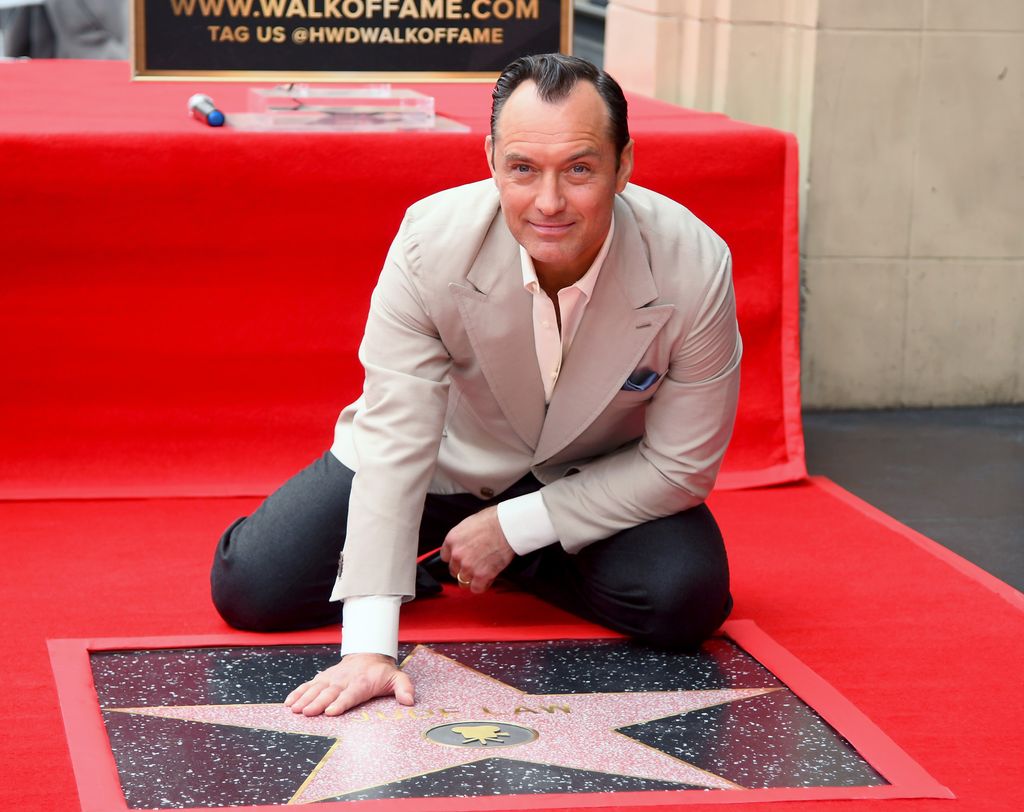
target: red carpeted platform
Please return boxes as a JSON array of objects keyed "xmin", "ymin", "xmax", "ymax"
[
  {"xmin": 1, "ymin": 59, "xmax": 803, "ymax": 500},
  {"xmin": 2, "ymin": 480, "xmax": 1022, "ymax": 810}
]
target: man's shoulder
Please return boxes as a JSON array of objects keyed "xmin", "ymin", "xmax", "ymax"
[
  {"xmin": 389, "ymin": 180, "xmax": 507, "ymax": 284},
  {"xmin": 405, "ymin": 179, "xmax": 500, "ymax": 231}
]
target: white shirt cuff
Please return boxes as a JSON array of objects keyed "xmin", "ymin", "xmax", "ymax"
[
  {"xmin": 340, "ymin": 595, "xmax": 401, "ymax": 660},
  {"xmin": 496, "ymin": 491, "xmax": 559, "ymax": 555}
]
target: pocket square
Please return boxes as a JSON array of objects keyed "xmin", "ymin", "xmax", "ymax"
[{"xmin": 622, "ymin": 368, "xmax": 661, "ymax": 392}]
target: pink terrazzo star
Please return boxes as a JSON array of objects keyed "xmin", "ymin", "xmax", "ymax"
[{"xmin": 111, "ymin": 645, "xmax": 777, "ymax": 804}]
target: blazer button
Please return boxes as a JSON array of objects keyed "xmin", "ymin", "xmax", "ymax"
[{"xmin": 480, "ymin": 487, "xmax": 495, "ymax": 499}]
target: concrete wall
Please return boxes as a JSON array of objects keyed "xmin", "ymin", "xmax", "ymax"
[{"xmin": 605, "ymin": 0, "xmax": 1024, "ymax": 407}]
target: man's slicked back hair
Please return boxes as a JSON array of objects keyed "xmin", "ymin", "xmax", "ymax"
[{"xmin": 490, "ymin": 53, "xmax": 630, "ymax": 161}]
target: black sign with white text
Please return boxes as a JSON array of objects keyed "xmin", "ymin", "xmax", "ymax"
[{"xmin": 133, "ymin": 0, "xmax": 570, "ymax": 79}]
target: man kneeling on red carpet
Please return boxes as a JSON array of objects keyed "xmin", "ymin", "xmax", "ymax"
[{"xmin": 211, "ymin": 53, "xmax": 741, "ymax": 718}]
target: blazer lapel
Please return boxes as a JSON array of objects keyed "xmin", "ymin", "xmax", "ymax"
[
  {"xmin": 449, "ymin": 213, "xmax": 547, "ymax": 451},
  {"xmin": 534, "ymin": 199, "xmax": 674, "ymax": 463}
]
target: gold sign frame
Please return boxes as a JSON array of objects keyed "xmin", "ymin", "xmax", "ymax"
[{"xmin": 132, "ymin": 0, "xmax": 573, "ymax": 81}]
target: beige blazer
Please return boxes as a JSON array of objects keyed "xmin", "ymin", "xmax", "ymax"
[{"xmin": 332, "ymin": 180, "xmax": 741, "ymax": 600}]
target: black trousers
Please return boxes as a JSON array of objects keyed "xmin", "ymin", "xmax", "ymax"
[{"xmin": 211, "ymin": 451, "xmax": 732, "ymax": 650}]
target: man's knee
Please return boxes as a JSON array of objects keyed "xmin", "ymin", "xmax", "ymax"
[
  {"xmin": 209, "ymin": 452, "xmax": 352, "ymax": 632},
  {"xmin": 211, "ymin": 516, "xmax": 277, "ymax": 630},
  {"xmin": 210, "ymin": 564, "xmax": 339, "ymax": 633},
  {"xmin": 210, "ymin": 516, "xmax": 339, "ymax": 632},
  {"xmin": 634, "ymin": 509, "xmax": 731, "ymax": 648},
  {"xmin": 633, "ymin": 568, "xmax": 732, "ymax": 649},
  {"xmin": 576, "ymin": 505, "xmax": 732, "ymax": 649}
]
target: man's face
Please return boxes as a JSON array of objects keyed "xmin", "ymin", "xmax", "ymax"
[{"xmin": 486, "ymin": 80, "xmax": 633, "ymax": 284}]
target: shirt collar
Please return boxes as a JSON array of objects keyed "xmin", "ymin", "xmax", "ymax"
[{"xmin": 520, "ymin": 214, "xmax": 615, "ymax": 298}]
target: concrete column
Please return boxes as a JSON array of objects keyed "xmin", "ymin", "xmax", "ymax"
[{"xmin": 801, "ymin": 0, "xmax": 1024, "ymax": 407}]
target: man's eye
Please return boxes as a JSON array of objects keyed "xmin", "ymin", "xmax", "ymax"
[
  {"xmin": 511, "ymin": 164, "xmax": 531, "ymax": 174},
  {"xmin": 569, "ymin": 164, "xmax": 590, "ymax": 174}
]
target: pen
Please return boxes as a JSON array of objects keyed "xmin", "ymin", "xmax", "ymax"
[{"xmin": 188, "ymin": 93, "xmax": 225, "ymax": 127}]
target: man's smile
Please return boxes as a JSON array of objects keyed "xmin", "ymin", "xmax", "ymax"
[{"xmin": 529, "ymin": 221, "xmax": 574, "ymax": 235}]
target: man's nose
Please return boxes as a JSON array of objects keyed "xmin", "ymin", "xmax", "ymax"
[{"xmin": 535, "ymin": 173, "xmax": 565, "ymax": 216}]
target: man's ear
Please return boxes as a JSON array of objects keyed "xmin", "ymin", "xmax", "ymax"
[
  {"xmin": 484, "ymin": 135, "xmax": 496, "ymax": 178},
  {"xmin": 615, "ymin": 139, "xmax": 635, "ymax": 193}
]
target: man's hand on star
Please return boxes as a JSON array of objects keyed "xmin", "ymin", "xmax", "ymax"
[
  {"xmin": 285, "ymin": 653, "xmax": 414, "ymax": 717},
  {"xmin": 440, "ymin": 505, "xmax": 515, "ymax": 594}
]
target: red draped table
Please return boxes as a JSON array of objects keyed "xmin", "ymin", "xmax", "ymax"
[{"xmin": 0, "ymin": 60, "xmax": 804, "ymax": 498}]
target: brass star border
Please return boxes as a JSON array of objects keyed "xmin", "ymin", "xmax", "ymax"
[{"xmin": 49, "ymin": 620, "xmax": 953, "ymax": 809}]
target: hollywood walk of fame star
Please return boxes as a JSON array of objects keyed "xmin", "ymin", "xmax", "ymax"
[{"xmin": 109, "ymin": 645, "xmax": 779, "ymax": 804}]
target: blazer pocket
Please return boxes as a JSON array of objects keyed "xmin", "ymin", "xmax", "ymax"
[
  {"xmin": 608, "ymin": 383, "xmax": 662, "ymax": 406},
  {"xmin": 622, "ymin": 368, "xmax": 661, "ymax": 392},
  {"xmin": 611, "ymin": 368, "xmax": 665, "ymax": 404}
]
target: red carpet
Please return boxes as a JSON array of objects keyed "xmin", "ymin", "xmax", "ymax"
[
  {"xmin": 3, "ymin": 59, "xmax": 1018, "ymax": 811},
  {"xmin": 2, "ymin": 479, "xmax": 1021, "ymax": 810}
]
